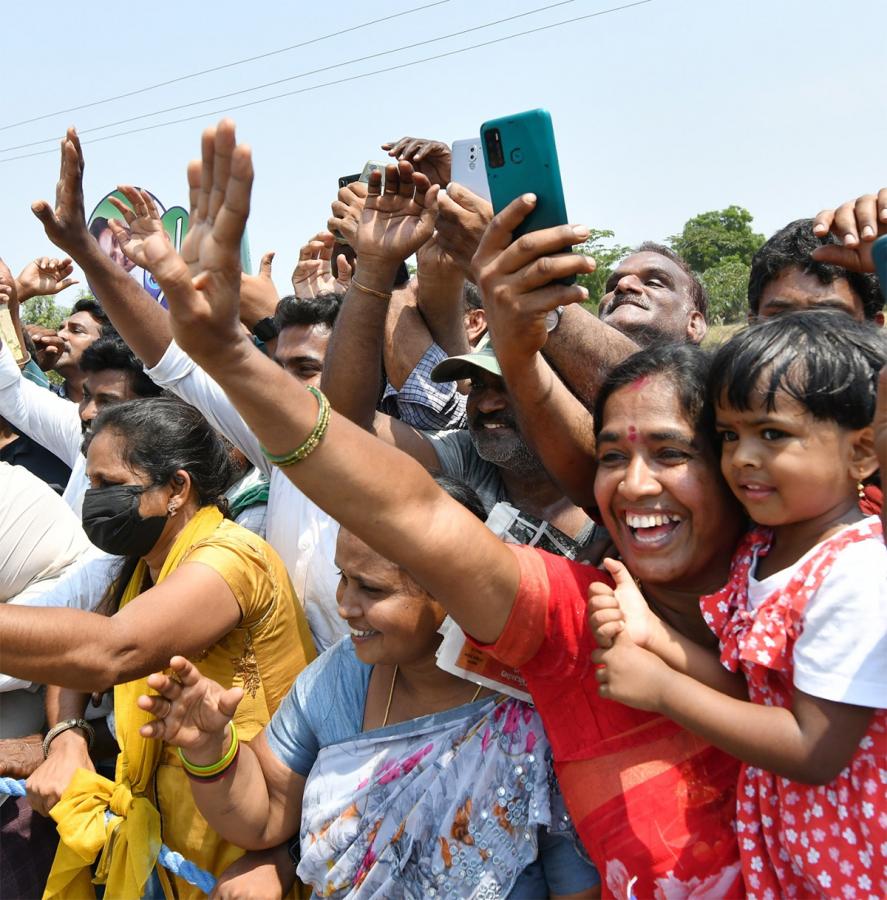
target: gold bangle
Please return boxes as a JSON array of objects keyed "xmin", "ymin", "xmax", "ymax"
[
  {"xmin": 260, "ymin": 385, "xmax": 331, "ymax": 467},
  {"xmin": 351, "ymin": 279, "xmax": 392, "ymax": 301}
]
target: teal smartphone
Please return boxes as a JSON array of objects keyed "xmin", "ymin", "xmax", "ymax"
[
  {"xmin": 480, "ymin": 108, "xmax": 569, "ymax": 239},
  {"xmin": 481, "ymin": 108, "xmax": 573, "ymax": 283}
]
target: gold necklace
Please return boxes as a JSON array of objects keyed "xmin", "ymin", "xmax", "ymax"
[{"xmin": 381, "ymin": 665, "xmax": 484, "ymax": 727}]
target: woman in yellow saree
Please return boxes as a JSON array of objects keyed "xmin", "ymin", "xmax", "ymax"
[{"xmin": 0, "ymin": 396, "xmax": 316, "ymax": 898}]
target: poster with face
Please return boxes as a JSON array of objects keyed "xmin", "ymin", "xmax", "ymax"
[{"xmin": 88, "ymin": 190, "xmax": 252, "ymax": 308}]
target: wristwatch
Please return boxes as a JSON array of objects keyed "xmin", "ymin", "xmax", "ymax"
[
  {"xmin": 43, "ymin": 718, "xmax": 95, "ymax": 758},
  {"xmin": 545, "ymin": 305, "xmax": 565, "ymax": 333},
  {"xmin": 251, "ymin": 316, "xmax": 280, "ymax": 343}
]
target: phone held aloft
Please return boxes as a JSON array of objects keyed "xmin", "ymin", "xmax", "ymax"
[{"xmin": 480, "ymin": 108, "xmax": 574, "ymax": 284}]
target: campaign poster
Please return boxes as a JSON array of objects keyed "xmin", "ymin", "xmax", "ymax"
[{"xmin": 88, "ymin": 190, "xmax": 252, "ymax": 308}]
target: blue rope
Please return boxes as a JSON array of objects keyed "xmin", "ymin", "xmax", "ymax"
[{"xmin": 0, "ymin": 777, "xmax": 216, "ymax": 894}]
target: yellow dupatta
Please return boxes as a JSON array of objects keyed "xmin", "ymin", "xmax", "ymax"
[{"xmin": 44, "ymin": 506, "xmax": 225, "ymax": 900}]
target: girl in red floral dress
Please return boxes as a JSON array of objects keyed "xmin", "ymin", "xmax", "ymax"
[{"xmin": 588, "ymin": 312, "xmax": 887, "ymax": 900}]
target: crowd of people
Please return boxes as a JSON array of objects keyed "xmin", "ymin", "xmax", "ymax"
[{"xmin": 0, "ymin": 119, "xmax": 884, "ymax": 900}]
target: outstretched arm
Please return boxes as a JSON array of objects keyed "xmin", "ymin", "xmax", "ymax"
[
  {"xmin": 138, "ymin": 657, "xmax": 304, "ymax": 850},
  {"xmin": 471, "ymin": 196, "xmax": 605, "ymax": 509},
  {"xmin": 31, "ymin": 131, "xmax": 172, "ymax": 367},
  {"xmin": 593, "ymin": 632, "xmax": 874, "ymax": 784},
  {"xmin": 321, "ymin": 162, "xmax": 442, "ymax": 469},
  {"xmin": 148, "ymin": 119, "xmax": 519, "ymax": 645}
]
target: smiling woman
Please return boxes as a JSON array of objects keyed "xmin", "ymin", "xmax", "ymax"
[{"xmin": 141, "ymin": 474, "xmax": 602, "ymax": 899}]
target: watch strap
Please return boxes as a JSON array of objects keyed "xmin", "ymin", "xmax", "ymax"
[{"xmin": 43, "ymin": 718, "xmax": 95, "ymax": 759}]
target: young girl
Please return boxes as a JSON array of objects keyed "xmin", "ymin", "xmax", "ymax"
[{"xmin": 588, "ymin": 311, "xmax": 887, "ymax": 900}]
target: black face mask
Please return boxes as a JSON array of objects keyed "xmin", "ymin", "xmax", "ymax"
[{"xmin": 81, "ymin": 484, "xmax": 168, "ymax": 558}]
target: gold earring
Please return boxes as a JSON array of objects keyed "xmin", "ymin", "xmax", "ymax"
[
  {"xmin": 167, "ymin": 503, "xmax": 177, "ymax": 517},
  {"xmin": 857, "ymin": 481, "xmax": 866, "ymax": 501}
]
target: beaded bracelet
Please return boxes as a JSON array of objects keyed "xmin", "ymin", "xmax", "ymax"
[
  {"xmin": 178, "ymin": 721, "xmax": 239, "ymax": 780},
  {"xmin": 260, "ymin": 385, "xmax": 331, "ymax": 468}
]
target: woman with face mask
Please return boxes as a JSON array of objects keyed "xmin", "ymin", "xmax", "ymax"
[{"xmin": 0, "ymin": 395, "xmax": 316, "ymax": 900}]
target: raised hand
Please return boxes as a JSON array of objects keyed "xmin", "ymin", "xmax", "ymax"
[
  {"xmin": 15, "ymin": 257, "xmax": 78, "ymax": 302},
  {"xmin": 471, "ymin": 193, "xmax": 592, "ymax": 365},
  {"xmin": 107, "ymin": 186, "xmax": 172, "ymax": 271},
  {"xmin": 356, "ymin": 161, "xmax": 439, "ymax": 271},
  {"xmin": 31, "ymin": 128, "xmax": 92, "ymax": 256},
  {"xmin": 435, "ymin": 183, "xmax": 493, "ymax": 276},
  {"xmin": 811, "ymin": 189, "xmax": 887, "ymax": 272},
  {"xmin": 327, "ymin": 181, "xmax": 367, "ymax": 250},
  {"xmin": 290, "ymin": 231, "xmax": 351, "ymax": 298},
  {"xmin": 382, "ymin": 137, "xmax": 451, "ymax": 188},
  {"xmin": 588, "ymin": 558, "xmax": 657, "ymax": 649},
  {"xmin": 240, "ymin": 251, "xmax": 280, "ymax": 329},
  {"xmin": 137, "ymin": 656, "xmax": 243, "ymax": 759},
  {"xmin": 143, "ymin": 119, "xmax": 252, "ymax": 365}
]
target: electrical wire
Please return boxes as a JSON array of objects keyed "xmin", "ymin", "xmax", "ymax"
[
  {"xmin": 0, "ymin": 0, "xmax": 651, "ymax": 165},
  {"xmin": 0, "ymin": 0, "xmax": 581, "ymax": 153},
  {"xmin": 0, "ymin": 0, "xmax": 450, "ymax": 133}
]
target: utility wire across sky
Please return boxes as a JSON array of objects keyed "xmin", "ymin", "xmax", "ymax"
[{"xmin": 0, "ymin": 0, "xmax": 652, "ymax": 165}]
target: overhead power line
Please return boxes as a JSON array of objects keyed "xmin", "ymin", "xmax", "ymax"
[
  {"xmin": 0, "ymin": 0, "xmax": 652, "ymax": 165},
  {"xmin": 0, "ymin": 0, "xmax": 581, "ymax": 154},
  {"xmin": 0, "ymin": 0, "xmax": 450, "ymax": 133}
]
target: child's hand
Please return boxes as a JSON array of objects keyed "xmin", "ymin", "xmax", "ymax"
[
  {"xmin": 591, "ymin": 631, "xmax": 669, "ymax": 713},
  {"xmin": 588, "ymin": 558, "xmax": 658, "ymax": 649}
]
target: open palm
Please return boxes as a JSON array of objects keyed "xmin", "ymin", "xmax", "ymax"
[
  {"xmin": 138, "ymin": 656, "xmax": 243, "ymax": 753},
  {"xmin": 108, "ymin": 186, "xmax": 171, "ymax": 271},
  {"xmin": 357, "ymin": 162, "xmax": 439, "ymax": 266}
]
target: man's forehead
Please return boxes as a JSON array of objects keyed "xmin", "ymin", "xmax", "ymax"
[{"xmin": 614, "ymin": 251, "xmax": 684, "ymax": 280}]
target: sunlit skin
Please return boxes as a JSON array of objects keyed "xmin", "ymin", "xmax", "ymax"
[
  {"xmin": 273, "ymin": 324, "xmax": 330, "ymax": 387},
  {"xmin": 715, "ymin": 388, "xmax": 876, "ymax": 575},
  {"xmin": 753, "ymin": 267, "xmax": 884, "ymax": 324},
  {"xmin": 55, "ymin": 311, "xmax": 103, "ymax": 372},
  {"xmin": 594, "ymin": 375, "xmax": 743, "ymax": 637},
  {"xmin": 79, "ymin": 369, "xmax": 140, "ymax": 432},
  {"xmin": 598, "ymin": 252, "xmax": 706, "ymax": 343}
]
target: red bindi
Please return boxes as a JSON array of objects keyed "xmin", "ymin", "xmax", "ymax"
[{"xmin": 627, "ymin": 426, "xmax": 638, "ymax": 442}]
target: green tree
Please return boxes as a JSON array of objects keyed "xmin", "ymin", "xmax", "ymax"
[
  {"xmin": 700, "ymin": 256, "xmax": 751, "ymax": 325},
  {"xmin": 668, "ymin": 206, "xmax": 764, "ymax": 273},
  {"xmin": 576, "ymin": 229, "xmax": 631, "ymax": 312},
  {"xmin": 20, "ymin": 294, "xmax": 69, "ymax": 331}
]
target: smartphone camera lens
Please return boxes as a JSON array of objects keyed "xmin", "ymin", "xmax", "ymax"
[{"xmin": 484, "ymin": 128, "xmax": 505, "ymax": 169}]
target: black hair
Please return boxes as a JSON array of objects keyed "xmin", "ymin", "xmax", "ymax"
[
  {"xmin": 709, "ymin": 310, "xmax": 887, "ymax": 429},
  {"xmin": 86, "ymin": 396, "xmax": 234, "ymax": 506},
  {"xmin": 593, "ymin": 342, "xmax": 715, "ymax": 445},
  {"xmin": 636, "ymin": 241, "xmax": 709, "ymax": 319},
  {"xmin": 80, "ymin": 335, "xmax": 163, "ymax": 398},
  {"xmin": 88, "ymin": 396, "xmax": 235, "ymax": 617},
  {"xmin": 273, "ymin": 292, "xmax": 342, "ymax": 332},
  {"xmin": 432, "ymin": 472, "xmax": 487, "ymax": 521},
  {"xmin": 747, "ymin": 219, "xmax": 883, "ymax": 320},
  {"xmin": 463, "ymin": 282, "xmax": 483, "ymax": 312},
  {"xmin": 72, "ymin": 295, "xmax": 113, "ymax": 333},
  {"xmin": 88, "ymin": 216, "xmax": 110, "ymax": 241}
]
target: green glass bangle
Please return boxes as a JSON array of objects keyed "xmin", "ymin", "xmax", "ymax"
[
  {"xmin": 260, "ymin": 385, "xmax": 331, "ymax": 467},
  {"xmin": 178, "ymin": 721, "xmax": 239, "ymax": 776}
]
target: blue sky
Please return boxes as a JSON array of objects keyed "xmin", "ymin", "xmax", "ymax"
[{"xmin": 2, "ymin": 0, "xmax": 885, "ymax": 300}]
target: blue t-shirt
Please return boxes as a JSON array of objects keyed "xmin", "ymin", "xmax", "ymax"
[{"xmin": 266, "ymin": 639, "xmax": 599, "ymax": 897}]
